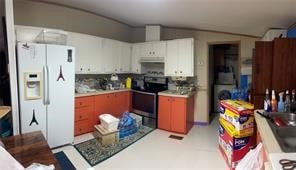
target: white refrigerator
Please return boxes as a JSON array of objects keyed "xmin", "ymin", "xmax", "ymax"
[{"xmin": 17, "ymin": 42, "xmax": 75, "ymax": 148}]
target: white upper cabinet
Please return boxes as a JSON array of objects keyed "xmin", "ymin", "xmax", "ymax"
[
  {"xmin": 165, "ymin": 38, "xmax": 194, "ymax": 77},
  {"xmin": 102, "ymin": 39, "xmax": 131, "ymax": 74},
  {"xmin": 67, "ymin": 32, "xmax": 103, "ymax": 74},
  {"xmin": 140, "ymin": 41, "xmax": 166, "ymax": 61},
  {"xmin": 119, "ymin": 42, "xmax": 131, "ymax": 73},
  {"xmin": 131, "ymin": 43, "xmax": 142, "ymax": 74},
  {"xmin": 102, "ymin": 39, "xmax": 121, "ymax": 73}
]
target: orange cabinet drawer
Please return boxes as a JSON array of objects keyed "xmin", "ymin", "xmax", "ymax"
[
  {"xmin": 75, "ymin": 96, "xmax": 94, "ymax": 109},
  {"xmin": 75, "ymin": 107, "xmax": 92, "ymax": 122},
  {"xmin": 74, "ymin": 120, "xmax": 93, "ymax": 136}
]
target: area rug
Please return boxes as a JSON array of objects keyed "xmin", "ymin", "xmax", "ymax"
[
  {"xmin": 54, "ymin": 151, "xmax": 76, "ymax": 170},
  {"xmin": 74, "ymin": 125, "xmax": 153, "ymax": 166}
]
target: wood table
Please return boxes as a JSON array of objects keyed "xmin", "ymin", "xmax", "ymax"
[{"xmin": 1, "ymin": 131, "xmax": 61, "ymax": 169}]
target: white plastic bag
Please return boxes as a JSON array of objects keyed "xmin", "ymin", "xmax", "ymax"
[{"xmin": 236, "ymin": 142, "xmax": 264, "ymax": 170}]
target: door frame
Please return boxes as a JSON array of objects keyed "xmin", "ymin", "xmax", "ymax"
[
  {"xmin": 5, "ymin": 0, "xmax": 19, "ymax": 135},
  {"xmin": 207, "ymin": 41, "xmax": 241, "ymax": 119}
]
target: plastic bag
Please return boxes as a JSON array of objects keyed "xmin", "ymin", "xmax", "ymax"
[
  {"xmin": 236, "ymin": 142, "xmax": 264, "ymax": 170},
  {"xmin": 118, "ymin": 112, "xmax": 137, "ymax": 138}
]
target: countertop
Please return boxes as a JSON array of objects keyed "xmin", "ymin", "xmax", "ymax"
[
  {"xmin": 255, "ymin": 110, "xmax": 296, "ymax": 170},
  {"xmin": 158, "ymin": 90, "xmax": 196, "ymax": 98},
  {"xmin": 75, "ymin": 88, "xmax": 131, "ymax": 97},
  {"xmin": 0, "ymin": 106, "xmax": 11, "ymax": 119},
  {"xmin": 1, "ymin": 131, "xmax": 61, "ymax": 169}
]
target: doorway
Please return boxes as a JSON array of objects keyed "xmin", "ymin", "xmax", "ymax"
[{"xmin": 208, "ymin": 42, "xmax": 240, "ymax": 121}]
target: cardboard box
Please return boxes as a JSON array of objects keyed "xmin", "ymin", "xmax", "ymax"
[
  {"xmin": 93, "ymin": 124, "xmax": 118, "ymax": 145},
  {"xmin": 219, "ymin": 100, "xmax": 254, "ymax": 136},
  {"xmin": 218, "ymin": 118, "xmax": 256, "ymax": 169}
]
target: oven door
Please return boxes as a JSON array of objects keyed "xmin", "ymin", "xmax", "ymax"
[{"xmin": 132, "ymin": 90, "xmax": 156, "ymax": 118}]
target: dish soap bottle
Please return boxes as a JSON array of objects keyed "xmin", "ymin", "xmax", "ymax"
[
  {"xmin": 277, "ymin": 92, "xmax": 284, "ymax": 112},
  {"xmin": 284, "ymin": 90, "xmax": 291, "ymax": 113},
  {"xmin": 125, "ymin": 77, "xmax": 132, "ymax": 89},
  {"xmin": 271, "ymin": 90, "xmax": 277, "ymax": 112},
  {"xmin": 264, "ymin": 89, "xmax": 271, "ymax": 112}
]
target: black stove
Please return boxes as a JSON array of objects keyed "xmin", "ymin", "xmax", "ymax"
[{"xmin": 131, "ymin": 76, "xmax": 168, "ymax": 128}]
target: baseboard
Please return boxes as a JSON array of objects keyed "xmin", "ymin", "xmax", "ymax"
[{"xmin": 194, "ymin": 121, "xmax": 208, "ymax": 126}]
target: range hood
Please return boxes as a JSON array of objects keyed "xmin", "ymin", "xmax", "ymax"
[
  {"xmin": 140, "ymin": 25, "xmax": 164, "ymax": 63},
  {"xmin": 145, "ymin": 25, "xmax": 162, "ymax": 42}
]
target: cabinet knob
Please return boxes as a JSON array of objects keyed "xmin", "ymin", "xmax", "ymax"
[
  {"xmin": 80, "ymin": 102, "xmax": 82, "ymax": 105},
  {"xmin": 88, "ymin": 68, "xmax": 90, "ymax": 71},
  {"xmin": 80, "ymin": 68, "xmax": 83, "ymax": 71},
  {"xmin": 175, "ymin": 71, "xmax": 177, "ymax": 73},
  {"xmin": 79, "ymin": 128, "xmax": 82, "ymax": 131},
  {"xmin": 115, "ymin": 69, "xmax": 117, "ymax": 71},
  {"xmin": 120, "ymin": 68, "xmax": 122, "ymax": 71},
  {"xmin": 79, "ymin": 115, "xmax": 82, "ymax": 119},
  {"xmin": 167, "ymin": 99, "xmax": 170, "ymax": 101},
  {"xmin": 136, "ymin": 69, "xmax": 138, "ymax": 72},
  {"xmin": 180, "ymin": 70, "xmax": 183, "ymax": 73},
  {"xmin": 153, "ymin": 52, "xmax": 155, "ymax": 54}
]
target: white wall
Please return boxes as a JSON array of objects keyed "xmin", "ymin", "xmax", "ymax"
[
  {"xmin": 13, "ymin": 0, "xmax": 131, "ymax": 42},
  {"xmin": 131, "ymin": 27, "xmax": 258, "ymax": 123}
]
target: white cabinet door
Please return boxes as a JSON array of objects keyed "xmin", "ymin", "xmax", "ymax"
[
  {"xmin": 178, "ymin": 38, "xmax": 194, "ymax": 76},
  {"xmin": 153, "ymin": 41, "xmax": 166, "ymax": 58},
  {"xmin": 140, "ymin": 43, "xmax": 153, "ymax": 58},
  {"xmin": 131, "ymin": 43, "xmax": 142, "ymax": 74},
  {"xmin": 119, "ymin": 42, "xmax": 131, "ymax": 73},
  {"xmin": 102, "ymin": 39, "xmax": 121, "ymax": 73},
  {"xmin": 67, "ymin": 32, "xmax": 103, "ymax": 74},
  {"xmin": 165, "ymin": 40, "xmax": 179, "ymax": 76},
  {"xmin": 165, "ymin": 38, "xmax": 194, "ymax": 76}
]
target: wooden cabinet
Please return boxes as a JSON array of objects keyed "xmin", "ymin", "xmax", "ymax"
[
  {"xmin": 165, "ymin": 38, "xmax": 194, "ymax": 76},
  {"xmin": 131, "ymin": 43, "xmax": 142, "ymax": 74},
  {"xmin": 94, "ymin": 91, "xmax": 131, "ymax": 124},
  {"xmin": 74, "ymin": 96, "xmax": 94, "ymax": 136},
  {"xmin": 140, "ymin": 41, "xmax": 166, "ymax": 60},
  {"xmin": 158, "ymin": 95, "xmax": 195, "ymax": 134},
  {"xmin": 251, "ymin": 38, "xmax": 296, "ymax": 109},
  {"xmin": 67, "ymin": 32, "xmax": 103, "ymax": 74}
]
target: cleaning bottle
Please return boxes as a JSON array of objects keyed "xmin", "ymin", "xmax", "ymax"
[
  {"xmin": 284, "ymin": 90, "xmax": 291, "ymax": 113},
  {"xmin": 125, "ymin": 77, "xmax": 132, "ymax": 89},
  {"xmin": 277, "ymin": 92, "xmax": 284, "ymax": 112},
  {"xmin": 264, "ymin": 89, "xmax": 271, "ymax": 112},
  {"xmin": 271, "ymin": 90, "xmax": 277, "ymax": 112}
]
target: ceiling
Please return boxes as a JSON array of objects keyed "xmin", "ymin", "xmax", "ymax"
[{"xmin": 36, "ymin": 0, "xmax": 296, "ymax": 37}]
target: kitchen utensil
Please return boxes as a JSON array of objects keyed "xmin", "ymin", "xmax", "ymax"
[{"xmin": 279, "ymin": 159, "xmax": 296, "ymax": 170}]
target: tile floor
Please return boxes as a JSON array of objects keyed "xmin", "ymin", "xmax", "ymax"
[{"xmin": 53, "ymin": 115, "xmax": 227, "ymax": 170}]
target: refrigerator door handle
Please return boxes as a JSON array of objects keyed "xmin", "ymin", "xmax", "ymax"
[
  {"xmin": 46, "ymin": 65, "xmax": 50, "ymax": 105},
  {"xmin": 43, "ymin": 66, "xmax": 47, "ymax": 105}
]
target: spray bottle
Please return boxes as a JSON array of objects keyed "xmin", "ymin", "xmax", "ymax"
[
  {"xmin": 277, "ymin": 92, "xmax": 284, "ymax": 112},
  {"xmin": 271, "ymin": 90, "xmax": 277, "ymax": 112}
]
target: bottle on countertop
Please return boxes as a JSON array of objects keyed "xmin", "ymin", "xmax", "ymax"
[
  {"xmin": 264, "ymin": 89, "xmax": 271, "ymax": 112},
  {"xmin": 291, "ymin": 90, "xmax": 296, "ymax": 112},
  {"xmin": 284, "ymin": 90, "xmax": 291, "ymax": 113},
  {"xmin": 277, "ymin": 92, "xmax": 284, "ymax": 112},
  {"xmin": 271, "ymin": 90, "xmax": 277, "ymax": 112}
]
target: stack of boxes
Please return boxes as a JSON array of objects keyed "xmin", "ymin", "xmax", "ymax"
[
  {"xmin": 93, "ymin": 114, "xmax": 119, "ymax": 145},
  {"xmin": 218, "ymin": 100, "xmax": 256, "ymax": 169}
]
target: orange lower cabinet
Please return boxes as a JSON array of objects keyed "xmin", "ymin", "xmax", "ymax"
[
  {"xmin": 158, "ymin": 95, "xmax": 195, "ymax": 134},
  {"xmin": 171, "ymin": 98, "xmax": 186, "ymax": 133},
  {"xmin": 94, "ymin": 94, "xmax": 112, "ymax": 124},
  {"xmin": 75, "ymin": 96, "xmax": 94, "ymax": 136},
  {"xmin": 158, "ymin": 96, "xmax": 172, "ymax": 131}
]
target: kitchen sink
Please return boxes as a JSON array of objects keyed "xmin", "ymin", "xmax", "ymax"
[{"xmin": 266, "ymin": 112, "xmax": 296, "ymax": 152}]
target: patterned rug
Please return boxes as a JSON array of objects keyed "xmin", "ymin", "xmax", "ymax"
[{"xmin": 74, "ymin": 125, "xmax": 154, "ymax": 166}]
